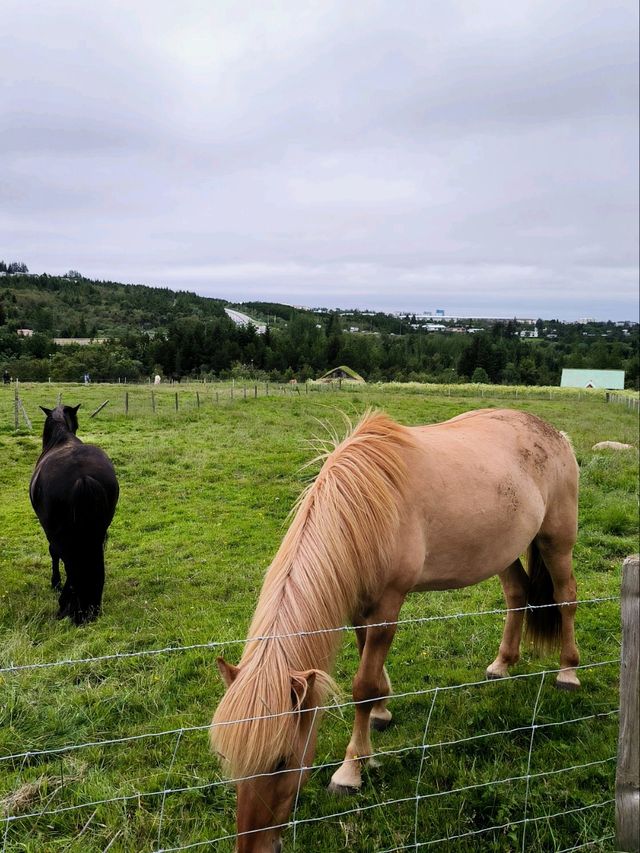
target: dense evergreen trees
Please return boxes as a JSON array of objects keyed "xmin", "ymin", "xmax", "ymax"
[{"xmin": 0, "ymin": 274, "xmax": 637, "ymax": 387}]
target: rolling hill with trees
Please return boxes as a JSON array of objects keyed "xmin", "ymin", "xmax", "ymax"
[{"xmin": 0, "ymin": 269, "xmax": 637, "ymax": 387}]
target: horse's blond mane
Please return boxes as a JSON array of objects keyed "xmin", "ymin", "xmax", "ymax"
[{"xmin": 210, "ymin": 411, "xmax": 416, "ymax": 779}]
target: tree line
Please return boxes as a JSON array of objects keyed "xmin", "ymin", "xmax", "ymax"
[{"xmin": 0, "ymin": 274, "xmax": 637, "ymax": 387}]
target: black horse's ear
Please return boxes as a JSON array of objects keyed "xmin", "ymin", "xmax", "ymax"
[
  {"xmin": 71, "ymin": 404, "xmax": 81, "ymax": 413},
  {"xmin": 39, "ymin": 406, "xmax": 53, "ymax": 416}
]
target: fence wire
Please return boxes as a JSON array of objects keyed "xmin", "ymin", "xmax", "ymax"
[
  {"xmin": 1, "ymin": 597, "xmax": 621, "ymax": 851},
  {"xmin": 0, "ymin": 596, "xmax": 617, "ymax": 676}
]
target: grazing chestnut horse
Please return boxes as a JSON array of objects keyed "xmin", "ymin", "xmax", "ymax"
[
  {"xmin": 30, "ymin": 404, "xmax": 119, "ymax": 624},
  {"xmin": 211, "ymin": 409, "xmax": 580, "ymax": 852}
]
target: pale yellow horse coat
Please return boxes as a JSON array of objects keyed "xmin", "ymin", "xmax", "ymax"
[{"xmin": 212, "ymin": 409, "xmax": 579, "ymax": 853}]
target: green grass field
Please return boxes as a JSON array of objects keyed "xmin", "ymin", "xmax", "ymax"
[{"xmin": 1, "ymin": 382, "xmax": 637, "ymax": 852}]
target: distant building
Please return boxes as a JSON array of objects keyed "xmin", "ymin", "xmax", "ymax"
[
  {"xmin": 53, "ymin": 337, "xmax": 107, "ymax": 346},
  {"xmin": 560, "ymin": 369, "xmax": 625, "ymax": 389},
  {"xmin": 318, "ymin": 365, "xmax": 366, "ymax": 383},
  {"xmin": 17, "ymin": 328, "xmax": 34, "ymax": 337}
]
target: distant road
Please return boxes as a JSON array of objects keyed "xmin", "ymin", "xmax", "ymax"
[{"xmin": 224, "ymin": 308, "xmax": 266, "ymax": 334}]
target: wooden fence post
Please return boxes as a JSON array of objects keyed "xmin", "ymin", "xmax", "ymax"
[
  {"xmin": 18, "ymin": 398, "xmax": 32, "ymax": 431},
  {"xmin": 616, "ymin": 554, "xmax": 640, "ymax": 852},
  {"xmin": 175, "ymin": 392, "xmax": 179, "ymax": 412},
  {"xmin": 151, "ymin": 391, "xmax": 156, "ymax": 413},
  {"xmin": 14, "ymin": 382, "xmax": 19, "ymax": 430},
  {"xmin": 125, "ymin": 392, "xmax": 129, "ymax": 416},
  {"xmin": 196, "ymin": 391, "xmax": 200, "ymax": 409},
  {"xmin": 90, "ymin": 400, "xmax": 110, "ymax": 419},
  {"xmin": 254, "ymin": 385, "xmax": 257, "ymax": 399}
]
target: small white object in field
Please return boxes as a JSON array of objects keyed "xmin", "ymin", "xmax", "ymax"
[{"xmin": 592, "ymin": 441, "xmax": 634, "ymax": 450}]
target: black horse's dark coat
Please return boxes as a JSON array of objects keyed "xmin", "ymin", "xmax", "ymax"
[{"xmin": 30, "ymin": 404, "xmax": 119, "ymax": 624}]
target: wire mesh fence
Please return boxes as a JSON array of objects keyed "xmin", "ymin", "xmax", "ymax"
[
  {"xmin": 3, "ymin": 378, "xmax": 632, "ymax": 433},
  {"xmin": 0, "ymin": 597, "xmax": 622, "ymax": 852}
]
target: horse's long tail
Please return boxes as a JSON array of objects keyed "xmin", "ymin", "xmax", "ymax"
[
  {"xmin": 524, "ymin": 539, "xmax": 562, "ymax": 654},
  {"xmin": 63, "ymin": 476, "xmax": 114, "ymax": 623},
  {"xmin": 70, "ymin": 475, "xmax": 116, "ymax": 536}
]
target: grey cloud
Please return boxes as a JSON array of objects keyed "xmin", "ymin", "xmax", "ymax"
[{"xmin": 0, "ymin": 0, "xmax": 637, "ymax": 319}]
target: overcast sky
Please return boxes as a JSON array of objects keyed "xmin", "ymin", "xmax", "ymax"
[{"xmin": 1, "ymin": 1, "xmax": 638, "ymax": 319}]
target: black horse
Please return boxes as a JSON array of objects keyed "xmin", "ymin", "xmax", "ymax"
[{"xmin": 30, "ymin": 404, "xmax": 119, "ymax": 624}]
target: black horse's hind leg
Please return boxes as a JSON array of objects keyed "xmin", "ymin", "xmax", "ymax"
[
  {"xmin": 57, "ymin": 576, "xmax": 73, "ymax": 620},
  {"xmin": 49, "ymin": 545, "xmax": 62, "ymax": 591},
  {"xmin": 70, "ymin": 547, "xmax": 105, "ymax": 625}
]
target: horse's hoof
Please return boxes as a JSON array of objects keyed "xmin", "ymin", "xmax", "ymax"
[
  {"xmin": 370, "ymin": 715, "xmax": 392, "ymax": 731},
  {"xmin": 327, "ymin": 781, "xmax": 360, "ymax": 796},
  {"xmin": 485, "ymin": 670, "xmax": 506, "ymax": 681},
  {"xmin": 555, "ymin": 678, "xmax": 580, "ymax": 692}
]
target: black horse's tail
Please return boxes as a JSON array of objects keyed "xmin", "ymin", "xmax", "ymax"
[
  {"xmin": 524, "ymin": 539, "xmax": 562, "ymax": 654},
  {"xmin": 62, "ymin": 476, "xmax": 113, "ymax": 624},
  {"xmin": 70, "ymin": 475, "xmax": 114, "ymax": 537}
]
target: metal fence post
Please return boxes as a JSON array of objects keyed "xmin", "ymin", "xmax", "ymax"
[{"xmin": 616, "ymin": 555, "xmax": 640, "ymax": 852}]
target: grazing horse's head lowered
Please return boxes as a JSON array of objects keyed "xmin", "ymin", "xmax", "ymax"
[
  {"xmin": 210, "ymin": 409, "xmax": 581, "ymax": 851},
  {"xmin": 215, "ymin": 659, "xmax": 329, "ymax": 853},
  {"xmin": 30, "ymin": 403, "xmax": 119, "ymax": 624}
]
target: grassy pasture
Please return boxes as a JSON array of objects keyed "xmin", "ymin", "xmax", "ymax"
[{"xmin": 0, "ymin": 382, "xmax": 637, "ymax": 852}]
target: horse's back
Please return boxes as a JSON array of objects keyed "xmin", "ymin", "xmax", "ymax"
[
  {"xmin": 31, "ymin": 442, "xmax": 119, "ymax": 533},
  {"xmin": 397, "ymin": 409, "xmax": 578, "ymax": 591},
  {"xmin": 410, "ymin": 408, "xmax": 578, "ymax": 512},
  {"xmin": 413, "ymin": 408, "xmax": 576, "ymax": 482}
]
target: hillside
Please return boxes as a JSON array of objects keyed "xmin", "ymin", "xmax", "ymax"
[
  {"xmin": 0, "ymin": 272, "xmax": 637, "ymax": 387},
  {"xmin": 0, "ymin": 274, "xmax": 228, "ymax": 337}
]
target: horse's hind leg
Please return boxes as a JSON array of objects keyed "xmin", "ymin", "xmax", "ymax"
[
  {"xmin": 49, "ymin": 545, "xmax": 61, "ymax": 591},
  {"xmin": 57, "ymin": 574, "xmax": 73, "ymax": 620},
  {"xmin": 355, "ymin": 626, "xmax": 393, "ymax": 732},
  {"xmin": 536, "ymin": 542, "xmax": 580, "ymax": 690},
  {"xmin": 72, "ymin": 547, "xmax": 105, "ymax": 625},
  {"xmin": 486, "ymin": 559, "xmax": 528, "ymax": 679}
]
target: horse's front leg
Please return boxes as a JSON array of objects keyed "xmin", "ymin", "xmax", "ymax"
[
  {"xmin": 355, "ymin": 626, "xmax": 393, "ymax": 732},
  {"xmin": 329, "ymin": 597, "xmax": 402, "ymax": 794}
]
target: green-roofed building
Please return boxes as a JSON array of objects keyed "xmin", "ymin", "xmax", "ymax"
[
  {"xmin": 560, "ymin": 369, "xmax": 625, "ymax": 389},
  {"xmin": 319, "ymin": 365, "xmax": 366, "ymax": 383}
]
